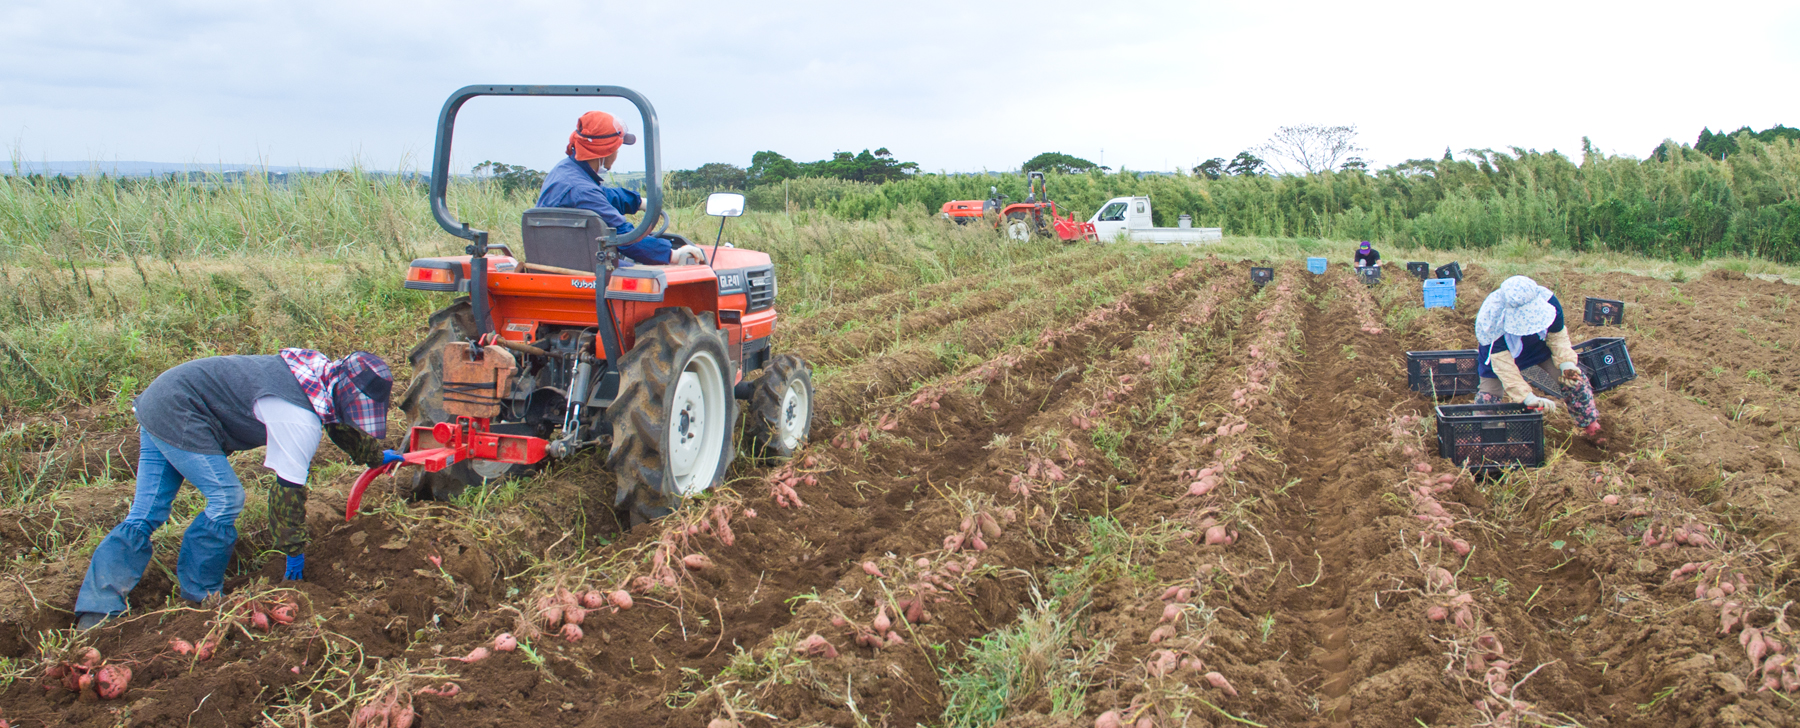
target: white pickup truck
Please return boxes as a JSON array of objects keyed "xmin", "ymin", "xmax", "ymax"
[{"xmin": 1088, "ymin": 196, "xmax": 1222, "ymax": 244}]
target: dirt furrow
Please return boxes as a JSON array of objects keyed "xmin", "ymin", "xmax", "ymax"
[
  {"xmin": 779, "ymin": 247, "xmax": 1097, "ymax": 341},
  {"xmin": 0, "ymin": 254, "xmax": 1214, "ymax": 728},
  {"xmin": 811, "ymin": 251, "xmax": 1193, "ymax": 427},
  {"xmin": 785, "ymin": 251, "xmax": 1132, "ymax": 367},
  {"xmin": 635, "ymin": 257, "xmax": 1231, "ymax": 725}
]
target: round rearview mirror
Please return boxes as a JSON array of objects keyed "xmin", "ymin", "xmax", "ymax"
[{"xmin": 705, "ymin": 192, "xmax": 746, "ymax": 217}]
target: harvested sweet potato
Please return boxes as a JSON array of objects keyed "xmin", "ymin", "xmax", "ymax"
[
  {"xmin": 95, "ymin": 664, "xmax": 131, "ymax": 700},
  {"xmin": 609, "ymin": 590, "xmax": 634, "ymax": 611}
]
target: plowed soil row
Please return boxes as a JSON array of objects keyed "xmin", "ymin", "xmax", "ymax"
[
  {"xmin": 813, "ymin": 252, "xmax": 1192, "ymax": 425},
  {"xmin": 791, "ymin": 251, "xmax": 1138, "ymax": 370},
  {"xmin": 1368, "ymin": 264, "xmax": 1800, "ymax": 726},
  {"xmin": 780, "ymin": 247, "xmax": 1097, "ymax": 342},
  {"xmin": 0, "ymin": 251, "xmax": 1215, "ymax": 727},
  {"xmin": 7, "ymin": 255, "xmax": 1800, "ymax": 728},
  {"xmin": 999, "ymin": 267, "xmax": 1514, "ymax": 726},
  {"xmin": 661, "ymin": 258, "xmax": 1232, "ymax": 726}
]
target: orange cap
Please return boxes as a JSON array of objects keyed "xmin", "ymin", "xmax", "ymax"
[{"xmin": 566, "ymin": 111, "xmax": 635, "ymax": 161}]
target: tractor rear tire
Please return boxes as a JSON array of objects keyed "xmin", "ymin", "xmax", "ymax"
[
  {"xmin": 607, "ymin": 308, "xmax": 737, "ymax": 526},
  {"xmin": 741, "ymin": 354, "xmax": 814, "ymax": 461},
  {"xmin": 398, "ymin": 299, "xmax": 531, "ymax": 501}
]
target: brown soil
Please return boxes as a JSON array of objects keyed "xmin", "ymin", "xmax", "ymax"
[{"xmin": 5, "ymin": 254, "xmax": 1800, "ymax": 727}]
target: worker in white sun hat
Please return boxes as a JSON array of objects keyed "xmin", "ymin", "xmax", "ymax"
[{"xmin": 1473, "ymin": 275, "xmax": 1602, "ymax": 438}]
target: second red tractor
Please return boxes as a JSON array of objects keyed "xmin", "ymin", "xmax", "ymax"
[{"xmin": 938, "ymin": 171, "xmax": 1095, "ymax": 242}]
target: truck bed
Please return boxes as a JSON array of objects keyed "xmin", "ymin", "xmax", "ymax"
[{"xmin": 1113, "ymin": 227, "xmax": 1223, "ymax": 244}]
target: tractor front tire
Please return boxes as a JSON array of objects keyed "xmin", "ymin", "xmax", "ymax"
[
  {"xmin": 1004, "ymin": 213, "xmax": 1032, "ymax": 241},
  {"xmin": 741, "ymin": 354, "xmax": 814, "ymax": 461},
  {"xmin": 608, "ymin": 308, "xmax": 737, "ymax": 526},
  {"xmin": 398, "ymin": 299, "xmax": 531, "ymax": 500}
]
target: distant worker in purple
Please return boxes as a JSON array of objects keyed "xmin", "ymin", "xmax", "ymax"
[
  {"xmin": 1354, "ymin": 241, "xmax": 1381, "ymax": 268},
  {"xmin": 537, "ymin": 111, "xmax": 701, "ymax": 266}
]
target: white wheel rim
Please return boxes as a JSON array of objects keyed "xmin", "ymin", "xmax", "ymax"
[
  {"xmin": 778, "ymin": 380, "xmax": 811, "ymax": 451},
  {"xmin": 667, "ymin": 349, "xmax": 727, "ymax": 496},
  {"xmin": 1006, "ymin": 220, "xmax": 1030, "ymax": 241},
  {"xmin": 469, "ymin": 458, "xmax": 513, "ymax": 481}
]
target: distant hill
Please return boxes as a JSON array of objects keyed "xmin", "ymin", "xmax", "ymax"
[
  {"xmin": 5, "ymin": 161, "xmax": 652, "ymax": 191},
  {"xmin": 6, "ymin": 161, "xmax": 343, "ymax": 177}
]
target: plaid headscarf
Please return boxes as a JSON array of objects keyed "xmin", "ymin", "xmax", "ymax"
[{"xmin": 279, "ymin": 349, "xmax": 392, "ymax": 438}]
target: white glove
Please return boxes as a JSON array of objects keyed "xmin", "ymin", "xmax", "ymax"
[
  {"xmin": 1559, "ymin": 361, "xmax": 1583, "ymax": 384},
  {"xmin": 669, "ymin": 244, "xmax": 707, "ymax": 266},
  {"xmin": 1522, "ymin": 394, "xmax": 1558, "ymax": 412}
]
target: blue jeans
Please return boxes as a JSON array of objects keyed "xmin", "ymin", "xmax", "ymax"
[{"xmin": 75, "ymin": 428, "xmax": 245, "ymax": 615}]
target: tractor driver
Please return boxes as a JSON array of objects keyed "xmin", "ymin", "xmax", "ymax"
[{"xmin": 539, "ymin": 111, "xmax": 703, "ymax": 266}]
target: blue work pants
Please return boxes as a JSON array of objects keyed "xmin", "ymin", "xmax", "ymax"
[{"xmin": 74, "ymin": 429, "xmax": 245, "ymax": 615}]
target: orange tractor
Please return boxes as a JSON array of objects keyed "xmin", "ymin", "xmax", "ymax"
[
  {"xmin": 938, "ymin": 171, "xmax": 1095, "ymax": 242},
  {"xmin": 365, "ymin": 85, "xmax": 814, "ymax": 525}
]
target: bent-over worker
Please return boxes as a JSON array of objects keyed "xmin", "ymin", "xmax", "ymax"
[
  {"xmin": 1473, "ymin": 275, "xmax": 1602, "ymax": 437},
  {"xmin": 72, "ymin": 350, "xmax": 401, "ymax": 629}
]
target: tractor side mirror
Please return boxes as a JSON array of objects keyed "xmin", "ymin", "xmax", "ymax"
[{"xmin": 705, "ymin": 192, "xmax": 746, "ymax": 217}]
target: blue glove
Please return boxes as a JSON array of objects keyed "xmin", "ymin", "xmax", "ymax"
[
  {"xmin": 284, "ymin": 554, "xmax": 305, "ymax": 581},
  {"xmin": 381, "ymin": 449, "xmax": 403, "ymax": 466}
]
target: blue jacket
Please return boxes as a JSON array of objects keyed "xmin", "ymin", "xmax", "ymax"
[
  {"xmin": 1477, "ymin": 295, "xmax": 1566, "ymax": 378},
  {"xmin": 537, "ymin": 155, "xmax": 669, "ymax": 264}
]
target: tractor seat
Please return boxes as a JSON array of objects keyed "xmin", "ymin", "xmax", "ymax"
[
  {"xmin": 522, "ymin": 209, "xmax": 703, "ymax": 271},
  {"xmin": 520, "ymin": 207, "xmax": 604, "ymax": 272}
]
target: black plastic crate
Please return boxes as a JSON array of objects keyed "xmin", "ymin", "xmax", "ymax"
[
  {"xmin": 1521, "ymin": 337, "xmax": 1638, "ymax": 396},
  {"xmin": 1250, "ymin": 267, "xmax": 1273, "ymax": 287},
  {"xmin": 1357, "ymin": 266, "xmax": 1381, "ymax": 286},
  {"xmin": 1407, "ymin": 262, "xmax": 1430, "ymax": 280},
  {"xmin": 1577, "ymin": 337, "xmax": 1636, "ymax": 392},
  {"xmin": 1435, "ymin": 262, "xmax": 1463, "ymax": 282},
  {"xmin": 1436, "ymin": 402, "xmax": 1545, "ymax": 470},
  {"xmin": 1406, "ymin": 349, "xmax": 1481, "ymax": 398},
  {"xmin": 1584, "ymin": 297, "xmax": 1624, "ymax": 326}
]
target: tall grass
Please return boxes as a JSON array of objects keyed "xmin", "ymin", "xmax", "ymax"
[
  {"xmin": 4, "ymin": 157, "xmax": 1797, "ymax": 416},
  {"xmin": 0, "ymin": 170, "xmax": 1059, "ymax": 414},
  {"xmin": 716, "ymin": 136, "xmax": 1800, "ymax": 263}
]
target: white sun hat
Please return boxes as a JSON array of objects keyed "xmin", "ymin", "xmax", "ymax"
[{"xmin": 1475, "ymin": 275, "xmax": 1556, "ymax": 346}]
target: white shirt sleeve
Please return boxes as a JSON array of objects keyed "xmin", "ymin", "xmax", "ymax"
[{"xmin": 254, "ymin": 397, "xmax": 324, "ymax": 485}]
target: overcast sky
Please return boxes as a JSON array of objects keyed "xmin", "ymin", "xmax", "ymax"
[{"xmin": 5, "ymin": 0, "xmax": 1797, "ymax": 177}]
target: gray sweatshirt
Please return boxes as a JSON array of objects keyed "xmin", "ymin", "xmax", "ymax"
[{"xmin": 134, "ymin": 355, "xmax": 313, "ymax": 455}]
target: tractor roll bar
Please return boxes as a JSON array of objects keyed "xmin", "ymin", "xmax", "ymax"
[{"xmin": 428, "ymin": 84, "xmax": 663, "ymax": 250}]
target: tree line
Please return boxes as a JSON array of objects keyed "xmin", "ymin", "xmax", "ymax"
[
  {"xmin": 720, "ymin": 127, "xmax": 1800, "ymax": 263},
  {"xmin": 455, "ymin": 124, "xmax": 1799, "ymax": 263}
]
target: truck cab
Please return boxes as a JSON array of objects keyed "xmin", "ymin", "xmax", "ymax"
[{"xmin": 1088, "ymin": 196, "xmax": 1222, "ymax": 245}]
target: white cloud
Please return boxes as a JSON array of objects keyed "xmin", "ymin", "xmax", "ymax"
[{"xmin": 4, "ymin": 0, "xmax": 1795, "ymax": 175}]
